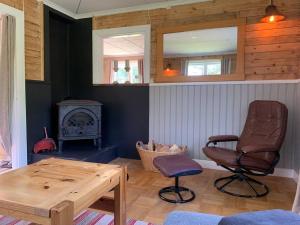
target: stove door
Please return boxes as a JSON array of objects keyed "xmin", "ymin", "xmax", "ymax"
[{"xmin": 61, "ymin": 108, "xmax": 99, "ymax": 138}]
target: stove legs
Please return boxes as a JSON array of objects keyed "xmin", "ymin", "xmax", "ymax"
[
  {"xmin": 94, "ymin": 138, "xmax": 102, "ymax": 150},
  {"xmin": 58, "ymin": 140, "xmax": 63, "ymax": 153}
]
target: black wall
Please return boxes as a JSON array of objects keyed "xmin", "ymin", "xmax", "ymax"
[
  {"xmin": 26, "ymin": 81, "xmax": 52, "ymax": 161},
  {"xmin": 69, "ymin": 18, "xmax": 149, "ymax": 159},
  {"xmin": 26, "ymin": 6, "xmax": 74, "ymax": 161},
  {"xmin": 48, "ymin": 9, "xmax": 73, "ymax": 139},
  {"xmin": 26, "ymin": 7, "xmax": 149, "ymax": 161}
]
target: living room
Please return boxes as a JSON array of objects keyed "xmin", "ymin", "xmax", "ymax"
[{"xmin": 0, "ymin": 0, "xmax": 300, "ymax": 224}]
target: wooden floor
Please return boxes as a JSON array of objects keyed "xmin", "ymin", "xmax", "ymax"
[
  {"xmin": 110, "ymin": 158, "xmax": 297, "ymax": 225},
  {"xmin": 0, "ymin": 168, "xmax": 10, "ymax": 174}
]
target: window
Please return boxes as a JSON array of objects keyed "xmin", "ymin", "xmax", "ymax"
[
  {"xmin": 111, "ymin": 60, "xmax": 143, "ymax": 84},
  {"xmin": 187, "ymin": 60, "xmax": 221, "ymax": 76},
  {"xmin": 93, "ymin": 25, "xmax": 151, "ymax": 84}
]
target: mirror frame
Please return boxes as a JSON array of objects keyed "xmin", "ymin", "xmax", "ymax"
[{"xmin": 155, "ymin": 18, "xmax": 246, "ymax": 83}]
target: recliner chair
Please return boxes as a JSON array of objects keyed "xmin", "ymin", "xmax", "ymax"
[{"xmin": 203, "ymin": 100, "xmax": 288, "ymax": 198}]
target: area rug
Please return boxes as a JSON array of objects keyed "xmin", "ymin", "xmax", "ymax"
[{"xmin": 0, "ymin": 210, "xmax": 156, "ymax": 225}]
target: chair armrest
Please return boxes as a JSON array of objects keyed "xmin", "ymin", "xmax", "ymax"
[
  {"xmin": 237, "ymin": 145, "xmax": 280, "ymax": 175},
  {"xmin": 208, "ymin": 135, "xmax": 239, "ymax": 143},
  {"xmin": 240, "ymin": 145, "xmax": 276, "ymax": 154}
]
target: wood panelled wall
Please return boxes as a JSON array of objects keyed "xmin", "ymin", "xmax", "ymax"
[
  {"xmin": 93, "ymin": 0, "xmax": 300, "ymax": 80},
  {"xmin": 24, "ymin": 0, "xmax": 44, "ymax": 81},
  {"xmin": 0, "ymin": 0, "xmax": 44, "ymax": 81},
  {"xmin": 246, "ymin": 20, "xmax": 300, "ymax": 80},
  {"xmin": 0, "ymin": 0, "xmax": 23, "ymax": 10}
]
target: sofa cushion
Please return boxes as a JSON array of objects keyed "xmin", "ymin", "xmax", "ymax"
[
  {"xmin": 164, "ymin": 211, "xmax": 222, "ymax": 225},
  {"xmin": 219, "ymin": 209, "xmax": 300, "ymax": 225}
]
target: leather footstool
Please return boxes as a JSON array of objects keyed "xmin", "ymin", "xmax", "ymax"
[{"xmin": 153, "ymin": 154, "xmax": 203, "ymax": 204}]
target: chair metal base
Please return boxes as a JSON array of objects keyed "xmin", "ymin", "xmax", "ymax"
[
  {"xmin": 159, "ymin": 177, "xmax": 195, "ymax": 203},
  {"xmin": 214, "ymin": 173, "xmax": 269, "ymax": 198}
]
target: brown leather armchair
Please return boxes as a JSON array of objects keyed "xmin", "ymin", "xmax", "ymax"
[{"xmin": 203, "ymin": 100, "xmax": 288, "ymax": 198}]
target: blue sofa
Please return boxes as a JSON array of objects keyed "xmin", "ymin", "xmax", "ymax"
[
  {"xmin": 164, "ymin": 211, "xmax": 223, "ymax": 225},
  {"xmin": 164, "ymin": 210, "xmax": 300, "ymax": 225}
]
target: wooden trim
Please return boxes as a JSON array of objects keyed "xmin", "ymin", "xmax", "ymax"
[
  {"xmin": 156, "ymin": 18, "xmax": 245, "ymax": 35},
  {"xmin": 155, "ymin": 18, "xmax": 246, "ymax": 83},
  {"xmin": 93, "ymin": 83, "xmax": 149, "ymax": 87},
  {"xmin": 155, "ymin": 74, "xmax": 245, "ymax": 83},
  {"xmin": 104, "ymin": 56, "xmax": 144, "ymax": 61},
  {"xmin": 156, "ymin": 29, "xmax": 164, "ymax": 82},
  {"xmin": 236, "ymin": 18, "xmax": 246, "ymax": 81},
  {"xmin": 150, "ymin": 79, "xmax": 300, "ymax": 86}
]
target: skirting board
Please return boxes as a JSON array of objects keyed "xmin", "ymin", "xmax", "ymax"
[{"xmin": 194, "ymin": 159, "xmax": 299, "ymax": 183}]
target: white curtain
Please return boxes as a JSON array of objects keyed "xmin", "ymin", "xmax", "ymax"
[
  {"xmin": 221, "ymin": 56, "xmax": 232, "ymax": 75},
  {"xmin": 138, "ymin": 59, "xmax": 144, "ymax": 83},
  {"xmin": 0, "ymin": 15, "xmax": 16, "ymax": 165},
  {"xmin": 181, "ymin": 59, "xmax": 188, "ymax": 75}
]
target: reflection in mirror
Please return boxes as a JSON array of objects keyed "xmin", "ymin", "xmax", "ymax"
[
  {"xmin": 103, "ymin": 34, "xmax": 145, "ymax": 84},
  {"xmin": 163, "ymin": 27, "xmax": 237, "ymax": 77}
]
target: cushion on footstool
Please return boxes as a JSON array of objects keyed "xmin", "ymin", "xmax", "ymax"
[{"xmin": 153, "ymin": 155, "xmax": 202, "ymax": 177}]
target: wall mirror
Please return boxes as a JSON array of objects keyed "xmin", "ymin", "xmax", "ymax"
[{"xmin": 156, "ymin": 19, "xmax": 245, "ymax": 83}]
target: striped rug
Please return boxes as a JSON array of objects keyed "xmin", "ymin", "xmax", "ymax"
[{"xmin": 0, "ymin": 210, "xmax": 156, "ymax": 225}]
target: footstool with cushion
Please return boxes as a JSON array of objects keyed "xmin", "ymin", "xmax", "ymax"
[{"xmin": 153, "ymin": 154, "xmax": 202, "ymax": 203}]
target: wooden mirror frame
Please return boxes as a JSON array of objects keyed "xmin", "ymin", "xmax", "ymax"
[{"xmin": 155, "ymin": 18, "xmax": 246, "ymax": 83}]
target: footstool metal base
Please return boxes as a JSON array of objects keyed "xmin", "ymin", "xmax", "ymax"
[
  {"xmin": 153, "ymin": 155, "xmax": 202, "ymax": 204},
  {"xmin": 159, "ymin": 177, "xmax": 195, "ymax": 204}
]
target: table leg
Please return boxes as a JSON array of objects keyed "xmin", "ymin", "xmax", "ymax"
[
  {"xmin": 51, "ymin": 201, "xmax": 74, "ymax": 225},
  {"xmin": 114, "ymin": 166, "xmax": 127, "ymax": 225}
]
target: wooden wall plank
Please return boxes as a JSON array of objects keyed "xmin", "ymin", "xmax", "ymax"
[
  {"xmin": 24, "ymin": 0, "xmax": 44, "ymax": 81},
  {"xmin": 0, "ymin": 0, "xmax": 23, "ymax": 10},
  {"xmin": 0, "ymin": 0, "xmax": 44, "ymax": 81}
]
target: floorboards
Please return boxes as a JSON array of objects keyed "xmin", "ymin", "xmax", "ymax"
[{"xmin": 110, "ymin": 158, "xmax": 297, "ymax": 225}]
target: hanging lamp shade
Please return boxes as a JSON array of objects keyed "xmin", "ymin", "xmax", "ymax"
[{"xmin": 261, "ymin": 0, "xmax": 286, "ymax": 23}]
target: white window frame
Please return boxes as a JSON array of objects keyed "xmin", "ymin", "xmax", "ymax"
[
  {"xmin": 93, "ymin": 25, "xmax": 151, "ymax": 84},
  {"xmin": 0, "ymin": 3, "xmax": 27, "ymax": 169}
]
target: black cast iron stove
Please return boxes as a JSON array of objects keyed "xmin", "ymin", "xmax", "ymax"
[{"xmin": 57, "ymin": 100, "xmax": 102, "ymax": 152}]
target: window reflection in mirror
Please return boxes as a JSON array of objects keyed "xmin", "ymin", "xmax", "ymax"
[
  {"xmin": 163, "ymin": 27, "xmax": 237, "ymax": 77},
  {"xmin": 103, "ymin": 34, "xmax": 145, "ymax": 84}
]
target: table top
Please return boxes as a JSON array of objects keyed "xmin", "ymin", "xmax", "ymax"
[{"xmin": 0, "ymin": 158, "xmax": 122, "ymax": 218}]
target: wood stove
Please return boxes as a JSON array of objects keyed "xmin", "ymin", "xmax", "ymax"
[{"xmin": 57, "ymin": 100, "xmax": 102, "ymax": 152}]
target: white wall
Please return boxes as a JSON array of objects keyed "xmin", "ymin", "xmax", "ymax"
[{"xmin": 294, "ymin": 82, "xmax": 300, "ymax": 172}]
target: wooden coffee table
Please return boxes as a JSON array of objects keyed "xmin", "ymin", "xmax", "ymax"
[{"xmin": 0, "ymin": 158, "xmax": 126, "ymax": 225}]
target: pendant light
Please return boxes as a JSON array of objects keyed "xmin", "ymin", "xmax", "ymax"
[
  {"xmin": 261, "ymin": 0, "xmax": 286, "ymax": 23},
  {"xmin": 165, "ymin": 63, "xmax": 172, "ymax": 72}
]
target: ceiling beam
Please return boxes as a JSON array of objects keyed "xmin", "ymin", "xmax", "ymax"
[
  {"xmin": 43, "ymin": 0, "xmax": 212, "ymax": 20},
  {"xmin": 43, "ymin": 0, "xmax": 77, "ymax": 18}
]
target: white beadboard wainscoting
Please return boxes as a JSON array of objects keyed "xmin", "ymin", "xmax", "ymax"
[{"xmin": 149, "ymin": 81, "xmax": 300, "ymax": 178}]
